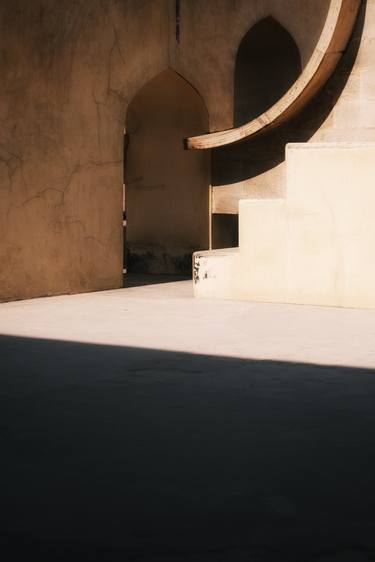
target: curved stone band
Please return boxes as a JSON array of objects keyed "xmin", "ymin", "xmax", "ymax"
[{"xmin": 186, "ymin": 0, "xmax": 361, "ymax": 150}]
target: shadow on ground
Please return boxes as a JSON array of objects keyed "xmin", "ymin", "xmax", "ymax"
[
  {"xmin": 123, "ymin": 274, "xmax": 190, "ymax": 288},
  {"xmin": 2, "ymin": 334, "xmax": 375, "ymax": 561}
]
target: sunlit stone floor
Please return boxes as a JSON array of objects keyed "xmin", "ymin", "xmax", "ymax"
[{"xmin": 1, "ymin": 275, "xmax": 375, "ymax": 561}]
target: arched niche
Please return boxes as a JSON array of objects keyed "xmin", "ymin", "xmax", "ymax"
[
  {"xmin": 124, "ymin": 69, "xmax": 210, "ymax": 275},
  {"xmin": 234, "ymin": 16, "xmax": 302, "ymax": 127}
]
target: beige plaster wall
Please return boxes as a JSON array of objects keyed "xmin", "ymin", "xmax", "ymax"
[
  {"xmin": 0, "ymin": 0, "xmax": 357, "ymax": 301},
  {"xmin": 243, "ymin": 143, "xmax": 375, "ymax": 308}
]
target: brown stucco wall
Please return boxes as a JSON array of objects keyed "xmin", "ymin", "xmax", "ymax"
[
  {"xmin": 0, "ymin": 0, "xmax": 361, "ymax": 300},
  {"xmin": 0, "ymin": 0, "xmax": 169, "ymax": 301}
]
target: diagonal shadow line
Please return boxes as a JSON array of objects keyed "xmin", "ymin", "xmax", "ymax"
[{"xmin": 1, "ymin": 333, "xmax": 375, "ymax": 561}]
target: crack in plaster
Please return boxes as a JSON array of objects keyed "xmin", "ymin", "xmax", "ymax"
[{"xmin": 6, "ymin": 159, "xmax": 121, "ymax": 221}]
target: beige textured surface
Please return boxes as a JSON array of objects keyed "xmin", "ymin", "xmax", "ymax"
[
  {"xmin": 0, "ymin": 0, "xmax": 333, "ymax": 302},
  {"xmin": 195, "ymin": 143, "xmax": 375, "ymax": 308},
  {"xmin": 2, "ymin": 275, "xmax": 375, "ymax": 367},
  {"xmin": 193, "ymin": 247, "xmax": 238, "ymax": 299}
]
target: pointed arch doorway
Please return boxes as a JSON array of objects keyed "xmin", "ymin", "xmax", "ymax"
[{"xmin": 124, "ymin": 70, "xmax": 210, "ymax": 276}]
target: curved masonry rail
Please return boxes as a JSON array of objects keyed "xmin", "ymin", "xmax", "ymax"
[{"xmin": 186, "ymin": 0, "xmax": 361, "ymax": 150}]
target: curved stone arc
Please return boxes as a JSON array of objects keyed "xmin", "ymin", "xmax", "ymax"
[{"xmin": 186, "ymin": 0, "xmax": 361, "ymax": 150}]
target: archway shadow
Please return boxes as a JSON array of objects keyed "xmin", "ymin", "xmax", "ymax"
[
  {"xmin": 2, "ymin": 332, "xmax": 375, "ymax": 561},
  {"xmin": 123, "ymin": 273, "xmax": 190, "ymax": 288},
  {"xmin": 124, "ymin": 69, "xmax": 210, "ymax": 276},
  {"xmin": 213, "ymin": 2, "xmax": 366, "ymax": 187}
]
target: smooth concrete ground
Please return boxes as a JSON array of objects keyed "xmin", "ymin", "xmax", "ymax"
[{"xmin": 2, "ymin": 276, "xmax": 375, "ymax": 561}]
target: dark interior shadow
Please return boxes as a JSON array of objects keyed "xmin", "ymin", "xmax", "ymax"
[
  {"xmin": 234, "ymin": 16, "xmax": 302, "ymax": 128},
  {"xmin": 124, "ymin": 69, "xmax": 210, "ymax": 276},
  {"xmin": 2, "ymin": 333, "xmax": 375, "ymax": 561},
  {"xmin": 123, "ymin": 273, "xmax": 190, "ymax": 288},
  {"xmin": 213, "ymin": 2, "xmax": 366, "ymax": 187}
]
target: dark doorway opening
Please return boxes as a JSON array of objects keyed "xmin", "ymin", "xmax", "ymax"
[
  {"xmin": 124, "ymin": 70, "xmax": 210, "ymax": 276},
  {"xmin": 212, "ymin": 213, "xmax": 239, "ymax": 250},
  {"xmin": 234, "ymin": 16, "xmax": 302, "ymax": 127}
]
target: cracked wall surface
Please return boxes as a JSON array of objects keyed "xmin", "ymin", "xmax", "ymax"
[
  {"xmin": 0, "ymin": 0, "xmax": 169, "ymax": 301},
  {"xmin": 0, "ymin": 0, "xmax": 345, "ymax": 301}
]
